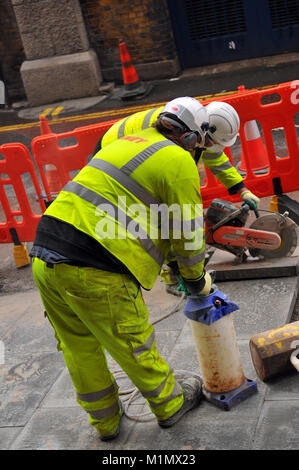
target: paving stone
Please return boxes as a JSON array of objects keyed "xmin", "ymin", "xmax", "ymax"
[
  {"xmin": 143, "ymin": 278, "xmax": 186, "ymax": 332},
  {"xmin": 264, "ymin": 370, "xmax": 299, "ymax": 400},
  {"xmin": 0, "ymin": 290, "xmax": 40, "ymax": 336},
  {"xmin": 40, "ymin": 367, "xmax": 76, "ymax": 409},
  {"xmin": 1, "ymin": 300, "xmax": 58, "ymax": 360},
  {"xmin": 0, "ymin": 352, "xmax": 65, "ymax": 427},
  {"xmin": 217, "ymin": 276, "xmax": 299, "ymax": 339},
  {"xmin": 253, "ymin": 401, "xmax": 299, "ymax": 449},
  {"xmin": 126, "ymin": 411, "xmax": 258, "ymax": 450},
  {"xmin": 0, "ymin": 427, "xmax": 23, "ymax": 450},
  {"xmin": 10, "ymin": 406, "xmax": 137, "ymax": 450}
]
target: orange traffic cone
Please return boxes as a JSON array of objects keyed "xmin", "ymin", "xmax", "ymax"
[
  {"xmin": 39, "ymin": 115, "xmax": 53, "ymax": 135},
  {"xmin": 118, "ymin": 38, "xmax": 152, "ymax": 101},
  {"xmin": 238, "ymin": 120, "xmax": 269, "ymax": 175}
]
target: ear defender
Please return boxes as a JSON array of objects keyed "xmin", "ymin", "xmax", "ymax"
[{"xmin": 180, "ymin": 131, "xmax": 198, "ymax": 150}]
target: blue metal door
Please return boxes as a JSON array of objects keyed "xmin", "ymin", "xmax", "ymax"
[{"xmin": 167, "ymin": 0, "xmax": 299, "ymax": 68}]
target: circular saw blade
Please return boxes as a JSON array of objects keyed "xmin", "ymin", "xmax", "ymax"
[{"xmin": 248, "ymin": 213, "xmax": 298, "ymax": 259}]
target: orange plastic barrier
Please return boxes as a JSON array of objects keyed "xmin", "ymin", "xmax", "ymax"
[
  {"xmin": 31, "ymin": 119, "xmax": 118, "ymax": 202},
  {"xmin": 31, "ymin": 81, "xmax": 299, "ymax": 208},
  {"xmin": 200, "ymin": 81, "xmax": 299, "ymax": 207},
  {"xmin": 0, "ymin": 143, "xmax": 46, "ymax": 243}
]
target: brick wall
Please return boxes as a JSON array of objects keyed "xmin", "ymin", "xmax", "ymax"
[
  {"xmin": 79, "ymin": 0, "xmax": 178, "ymax": 82},
  {"xmin": 0, "ymin": 1, "xmax": 26, "ymax": 102}
]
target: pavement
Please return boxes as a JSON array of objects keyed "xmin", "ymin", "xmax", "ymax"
[
  {"xmin": 1, "ymin": 197, "xmax": 299, "ymax": 452},
  {"xmin": 1, "ymin": 53, "xmax": 299, "ymax": 453}
]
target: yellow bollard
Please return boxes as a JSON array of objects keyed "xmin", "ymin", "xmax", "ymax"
[
  {"xmin": 269, "ymin": 195, "xmax": 279, "ymax": 213},
  {"xmin": 9, "ymin": 228, "xmax": 30, "ymax": 269}
]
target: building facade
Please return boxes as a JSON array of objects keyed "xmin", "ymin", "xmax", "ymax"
[{"xmin": 0, "ymin": 0, "xmax": 298, "ymax": 104}]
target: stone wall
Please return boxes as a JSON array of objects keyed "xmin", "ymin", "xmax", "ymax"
[{"xmin": 0, "ymin": 1, "xmax": 25, "ymax": 101}]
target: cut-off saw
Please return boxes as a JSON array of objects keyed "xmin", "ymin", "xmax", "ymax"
[{"xmin": 204, "ymin": 199, "xmax": 298, "ymax": 264}]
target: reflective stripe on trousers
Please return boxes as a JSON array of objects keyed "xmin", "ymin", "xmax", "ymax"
[{"xmin": 32, "ymin": 258, "xmax": 184, "ymax": 434}]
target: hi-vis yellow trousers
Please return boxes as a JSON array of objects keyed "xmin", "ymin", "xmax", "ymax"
[{"xmin": 32, "ymin": 258, "xmax": 183, "ymax": 437}]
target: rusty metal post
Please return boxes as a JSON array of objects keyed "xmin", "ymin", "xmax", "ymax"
[{"xmin": 185, "ymin": 289, "xmax": 258, "ymax": 410}]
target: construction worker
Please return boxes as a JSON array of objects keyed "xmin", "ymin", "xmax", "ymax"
[
  {"xmin": 93, "ymin": 100, "xmax": 259, "ymax": 208},
  {"xmin": 200, "ymin": 101, "xmax": 260, "ymax": 208},
  {"xmin": 92, "ymin": 99, "xmax": 260, "ymax": 294},
  {"xmin": 30, "ymin": 96, "xmax": 212, "ymax": 441}
]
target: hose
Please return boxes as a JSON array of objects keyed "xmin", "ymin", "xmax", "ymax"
[{"xmin": 111, "ymin": 292, "xmax": 190, "ymax": 422}]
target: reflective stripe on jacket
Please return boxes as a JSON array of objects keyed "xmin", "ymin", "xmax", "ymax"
[
  {"xmin": 101, "ymin": 107, "xmax": 163, "ymax": 148},
  {"xmin": 201, "ymin": 149, "xmax": 243, "ymax": 191},
  {"xmin": 45, "ymin": 127, "xmax": 205, "ymax": 290},
  {"xmin": 101, "ymin": 106, "xmax": 243, "ymax": 192}
]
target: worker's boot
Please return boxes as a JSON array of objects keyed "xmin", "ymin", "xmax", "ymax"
[
  {"xmin": 165, "ymin": 282, "xmax": 181, "ymax": 296},
  {"xmin": 100, "ymin": 400, "xmax": 124, "ymax": 441},
  {"xmin": 158, "ymin": 377, "xmax": 203, "ymax": 428}
]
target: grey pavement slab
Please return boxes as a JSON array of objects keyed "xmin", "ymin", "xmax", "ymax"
[
  {"xmin": 217, "ymin": 276, "xmax": 299, "ymax": 339},
  {"xmin": 0, "ymin": 271, "xmax": 298, "ymax": 450},
  {"xmin": 0, "ymin": 427, "xmax": 23, "ymax": 450},
  {"xmin": 0, "ymin": 352, "xmax": 65, "ymax": 427},
  {"xmin": 1, "ymin": 296, "xmax": 59, "ymax": 360},
  {"xmin": 127, "ymin": 412, "xmax": 259, "ymax": 451},
  {"xmin": 0, "ymin": 290, "xmax": 39, "ymax": 335},
  {"xmin": 253, "ymin": 401, "xmax": 299, "ymax": 450},
  {"xmin": 9, "ymin": 404, "xmax": 145, "ymax": 450},
  {"xmin": 265, "ymin": 370, "xmax": 299, "ymax": 401}
]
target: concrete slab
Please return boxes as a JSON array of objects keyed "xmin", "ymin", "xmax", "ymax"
[
  {"xmin": 9, "ymin": 406, "xmax": 137, "ymax": 450},
  {"xmin": 0, "ymin": 290, "xmax": 40, "ymax": 335},
  {"xmin": 1, "ymin": 297, "xmax": 59, "ymax": 360},
  {"xmin": 0, "ymin": 427, "xmax": 23, "ymax": 450},
  {"xmin": 217, "ymin": 276, "xmax": 299, "ymax": 339},
  {"xmin": 0, "ymin": 352, "xmax": 65, "ymax": 427},
  {"xmin": 143, "ymin": 279, "xmax": 187, "ymax": 334},
  {"xmin": 207, "ymin": 248, "xmax": 299, "ymax": 281},
  {"xmin": 253, "ymin": 401, "xmax": 299, "ymax": 450},
  {"xmin": 40, "ymin": 367, "xmax": 76, "ymax": 409},
  {"xmin": 264, "ymin": 370, "xmax": 299, "ymax": 401},
  {"xmin": 126, "ymin": 411, "xmax": 258, "ymax": 451}
]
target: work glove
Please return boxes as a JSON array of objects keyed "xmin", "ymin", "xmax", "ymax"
[
  {"xmin": 197, "ymin": 271, "xmax": 212, "ymax": 297},
  {"xmin": 239, "ymin": 189, "xmax": 260, "ymax": 210},
  {"xmin": 178, "ymin": 271, "xmax": 212, "ymax": 297}
]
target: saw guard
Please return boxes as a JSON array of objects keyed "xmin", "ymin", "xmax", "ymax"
[{"xmin": 211, "ymin": 225, "xmax": 281, "ymax": 250}]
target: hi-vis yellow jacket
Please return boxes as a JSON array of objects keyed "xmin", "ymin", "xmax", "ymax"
[
  {"xmin": 45, "ymin": 127, "xmax": 205, "ymax": 290},
  {"xmin": 101, "ymin": 106, "xmax": 244, "ymax": 192}
]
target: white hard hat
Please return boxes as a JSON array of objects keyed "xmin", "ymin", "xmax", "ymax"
[
  {"xmin": 160, "ymin": 96, "xmax": 209, "ymax": 143},
  {"xmin": 206, "ymin": 101, "xmax": 240, "ymax": 147}
]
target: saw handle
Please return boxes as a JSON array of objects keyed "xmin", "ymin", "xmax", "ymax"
[{"xmin": 241, "ymin": 203, "xmax": 260, "ymax": 219}]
